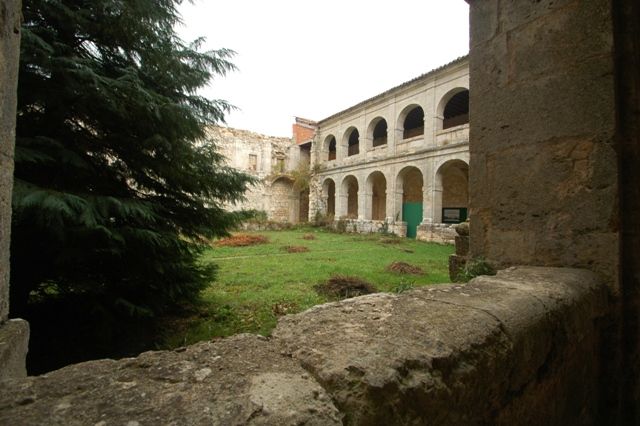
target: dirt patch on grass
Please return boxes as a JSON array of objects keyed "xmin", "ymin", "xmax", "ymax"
[
  {"xmin": 314, "ymin": 275, "xmax": 377, "ymax": 299},
  {"xmin": 215, "ymin": 234, "xmax": 269, "ymax": 247},
  {"xmin": 282, "ymin": 245, "xmax": 309, "ymax": 253},
  {"xmin": 380, "ymin": 237, "xmax": 402, "ymax": 244},
  {"xmin": 387, "ymin": 261, "xmax": 424, "ymax": 275},
  {"xmin": 302, "ymin": 233, "xmax": 316, "ymax": 240}
]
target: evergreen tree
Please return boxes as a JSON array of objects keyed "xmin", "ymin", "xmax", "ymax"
[{"xmin": 11, "ymin": 0, "xmax": 252, "ymax": 320}]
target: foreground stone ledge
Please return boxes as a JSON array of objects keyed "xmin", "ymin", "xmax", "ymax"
[
  {"xmin": 272, "ymin": 266, "xmax": 608, "ymax": 425},
  {"xmin": 0, "ymin": 267, "xmax": 607, "ymax": 425},
  {"xmin": 0, "ymin": 334, "xmax": 341, "ymax": 426}
]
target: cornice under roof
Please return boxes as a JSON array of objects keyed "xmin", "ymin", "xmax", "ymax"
[{"xmin": 318, "ymin": 55, "xmax": 469, "ymax": 125}]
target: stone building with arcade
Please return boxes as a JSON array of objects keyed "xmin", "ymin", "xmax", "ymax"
[
  {"xmin": 308, "ymin": 56, "xmax": 470, "ymax": 242},
  {"xmin": 207, "ymin": 57, "xmax": 470, "ymax": 242}
]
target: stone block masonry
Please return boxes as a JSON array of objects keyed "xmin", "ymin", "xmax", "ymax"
[
  {"xmin": 206, "ymin": 126, "xmax": 299, "ymax": 221},
  {"xmin": 0, "ymin": 267, "xmax": 609, "ymax": 424},
  {"xmin": 0, "ymin": 0, "xmax": 22, "ymax": 323},
  {"xmin": 467, "ymin": 0, "xmax": 640, "ymax": 421},
  {"xmin": 0, "ymin": 0, "xmax": 29, "ymax": 381},
  {"xmin": 468, "ymin": 0, "xmax": 619, "ymax": 287}
]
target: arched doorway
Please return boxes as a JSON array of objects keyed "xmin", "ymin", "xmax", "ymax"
[
  {"xmin": 401, "ymin": 106, "xmax": 425, "ymax": 139},
  {"xmin": 323, "ymin": 178, "xmax": 336, "ymax": 217},
  {"xmin": 344, "ymin": 127, "xmax": 360, "ymax": 156},
  {"xmin": 436, "ymin": 160, "xmax": 469, "ymax": 223},
  {"xmin": 341, "ymin": 175, "xmax": 359, "ymax": 218},
  {"xmin": 368, "ymin": 117, "xmax": 388, "ymax": 148},
  {"xmin": 271, "ymin": 177, "xmax": 297, "ymax": 222},
  {"xmin": 366, "ymin": 171, "xmax": 387, "ymax": 220},
  {"xmin": 325, "ymin": 135, "xmax": 337, "ymax": 161},
  {"xmin": 437, "ymin": 88, "xmax": 469, "ymax": 130},
  {"xmin": 397, "ymin": 166, "xmax": 423, "ymax": 238}
]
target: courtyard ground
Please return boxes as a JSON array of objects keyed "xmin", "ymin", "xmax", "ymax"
[{"xmin": 162, "ymin": 228, "xmax": 453, "ymax": 347}]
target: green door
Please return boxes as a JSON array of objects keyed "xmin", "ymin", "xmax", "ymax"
[{"xmin": 402, "ymin": 202, "xmax": 423, "ymax": 238}]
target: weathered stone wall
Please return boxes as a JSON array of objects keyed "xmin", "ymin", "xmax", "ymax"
[
  {"xmin": 416, "ymin": 223, "xmax": 457, "ymax": 244},
  {"xmin": 270, "ymin": 178, "xmax": 295, "ymax": 222},
  {"xmin": 0, "ymin": 0, "xmax": 21, "ymax": 323},
  {"xmin": 469, "ymin": 0, "xmax": 640, "ymax": 421},
  {"xmin": 0, "ymin": 0, "xmax": 29, "ymax": 381},
  {"xmin": 468, "ymin": 0, "xmax": 619, "ymax": 287},
  {"xmin": 0, "ymin": 267, "xmax": 609, "ymax": 424},
  {"xmin": 206, "ymin": 126, "xmax": 293, "ymax": 216}
]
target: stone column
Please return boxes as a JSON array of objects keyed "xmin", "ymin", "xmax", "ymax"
[
  {"xmin": 393, "ymin": 189, "xmax": 403, "ymax": 222},
  {"xmin": 0, "ymin": 0, "xmax": 21, "ymax": 324},
  {"xmin": 393, "ymin": 127, "xmax": 403, "ymax": 152},
  {"xmin": 358, "ymin": 187, "xmax": 368, "ymax": 221},
  {"xmin": 321, "ymin": 193, "xmax": 329, "ymax": 215},
  {"xmin": 421, "ymin": 160, "xmax": 437, "ymax": 224},
  {"xmin": 0, "ymin": 0, "xmax": 30, "ymax": 380},
  {"xmin": 421, "ymin": 183, "xmax": 435, "ymax": 224},
  {"xmin": 337, "ymin": 135, "xmax": 346, "ymax": 161},
  {"xmin": 387, "ymin": 127, "xmax": 396, "ymax": 153},
  {"xmin": 336, "ymin": 183, "xmax": 347, "ymax": 218},
  {"xmin": 468, "ymin": 0, "xmax": 618, "ymax": 279},
  {"xmin": 385, "ymin": 171, "xmax": 398, "ymax": 222}
]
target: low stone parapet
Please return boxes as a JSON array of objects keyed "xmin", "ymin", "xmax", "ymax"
[
  {"xmin": 417, "ymin": 222, "xmax": 457, "ymax": 244},
  {"xmin": 0, "ymin": 267, "xmax": 608, "ymax": 425},
  {"xmin": 449, "ymin": 221, "xmax": 470, "ymax": 281}
]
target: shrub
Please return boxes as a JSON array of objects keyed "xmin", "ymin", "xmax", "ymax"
[
  {"xmin": 313, "ymin": 210, "xmax": 333, "ymax": 228},
  {"xmin": 392, "ymin": 280, "xmax": 415, "ymax": 294},
  {"xmin": 456, "ymin": 257, "xmax": 497, "ymax": 282}
]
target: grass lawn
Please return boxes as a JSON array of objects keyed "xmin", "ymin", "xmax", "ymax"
[{"xmin": 162, "ymin": 227, "xmax": 453, "ymax": 348}]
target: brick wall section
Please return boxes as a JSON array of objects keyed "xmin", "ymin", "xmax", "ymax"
[
  {"xmin": 292, "ymin": 117, "xmax": 317, "ymax": 144},
  {"xmin": 468, "ymin": 0, "xmax": 619, "ymax": 289}
]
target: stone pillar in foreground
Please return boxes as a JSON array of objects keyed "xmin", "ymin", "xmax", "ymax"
[
  {"xmin": 0, "ymin": 0, "xmax": 29, "ymax": 379},
  {"xmin": 468, "ymin": 0, "xmax": 619, "ymax": 287}
]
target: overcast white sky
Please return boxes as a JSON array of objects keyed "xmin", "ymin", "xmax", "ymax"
[{"xmin": 177, "ymin": 1, "xmax": 469, "ymax": 137}]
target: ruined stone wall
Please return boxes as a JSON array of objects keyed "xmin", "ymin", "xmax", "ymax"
[
  {"xmin": 270, "ymin": 178, "xmax": 294, "ymax": 222},
  {"xmin": 468, "ymin": 0, "xmax": 619, "ymax": 287},
  {"xmin": 206, "ymin": 126, "xmax": 293, "ymax": 216}
]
